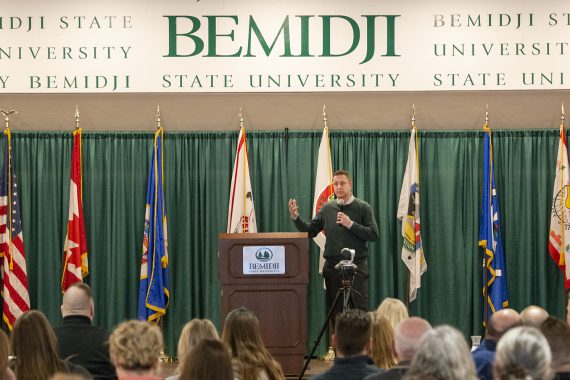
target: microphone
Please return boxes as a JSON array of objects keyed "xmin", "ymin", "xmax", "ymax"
[{"xmin": 337, "ymin": 198, "xmax": 345, "ymax": 212}]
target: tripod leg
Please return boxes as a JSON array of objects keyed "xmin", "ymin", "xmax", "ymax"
[{"xmin": 298, "ymin": 287, "xmax": 343, "ymax": 380}]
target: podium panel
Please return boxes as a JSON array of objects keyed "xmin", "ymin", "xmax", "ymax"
[{"xmin": 219, "ymin": 233, "xmax": 308, "ymax": 375}]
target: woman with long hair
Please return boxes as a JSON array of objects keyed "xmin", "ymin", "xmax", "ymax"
[
  {"xmin": 375, "ymin": 297, "xmax": 409, "ymax": 330},
  {"xmin": 166, "ymin": 318, "xmax": 219, "ymax": 380},
  {"xmin": 11, "ymin": 310, "xmax": 91, "ymax": 380},
  {"xmin": 179, "ymin": 339, "xmax": 233, "ymax": 380},
  {"xmin": 369, "ymin": 313, "xmax": 398, "ymax": 369},
  {"xmin": 221, "ymin": 307, "xmax": 285, "ymax": 380}
]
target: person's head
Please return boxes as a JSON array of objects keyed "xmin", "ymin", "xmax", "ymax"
[
  {"xmin": 375, "ymin": 297, "xmax": 409, "ymax": 330},
  {"xmin": 61, "ymin": 282, "xmax": 94, "ymax": 320},
  {"xmin": 179, "ymin": 339, "xmax": 233, "ymax": 380},
  {"xmin": 405, "ymin": 325, "xmax": 478, "ymax": 380},
  {"xmin": 177, "ymin": 319, "xmax": 219, "ymax": 371},
  {"xmin": 109, "ymin": 320, "xmax": 163, "ymax": 376},
  {"xmin": 368, "ymin": 313, "xmax": 397, "ymax": 368},
  {"xmin": 332, "ymin": 170, "xmax": 352, "ymax": 201},
  {"xmin": 11, "ymin": 310, "xmax": 67, "ymax": 380},
  {"xmin": 221, "ymin": 307, "xmax": 284, "ymax": 380},
  {"xmin": 333, "ymin": 309, "xmax": 372, "ymax": 357},
  {"xmin": 0, "ymin": 329, "xmax": 10, "ymax": 373},
  {"xmin": 486, "ymin": 308, "xmax": 522, "ymax": 341},
  {"xmin": 520, "ymin": 305, "xmax": 549, "ymax": 328},
  {"xmin": 540, "ymin": 316, "xmax": 570, "ymax": 373},
  {"xmin": 393, "ymin": 316, "xmax": 432, "ymax": 362},
  {"xmin": 493, "ymin": 326, "xmax": 552, "ymax": 380}
]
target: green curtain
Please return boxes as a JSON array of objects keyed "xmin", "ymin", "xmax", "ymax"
[{"xmin": 5, "ymin": 129, "xmax": 567, "ymax": 357}]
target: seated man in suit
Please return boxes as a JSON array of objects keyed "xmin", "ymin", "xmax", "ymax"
[
  {"xmin": 54, "ymin": 282, "xmax": 117, "ymax": 380},
  {"xmin": 312, "ymin": 309, "xmax": 384, "ymax": 380}
]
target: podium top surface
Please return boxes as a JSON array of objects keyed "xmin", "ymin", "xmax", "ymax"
[{"xmin": 218, "ymin": 232, "xmax": 308, "ymax": 240}]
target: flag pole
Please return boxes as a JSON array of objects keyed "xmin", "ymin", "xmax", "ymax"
[
  {"xmin": 0, "ymin": 110, "xmax": 15, "ymax": 273},
  {"xmin": 322, "ymin": 105, "xmax": 333, "ymax": 188},
  {"xmin": 239, "ymin": 106, "xmax": 247, "ymax": 233},
  {"xmin": 562, "ymin": 102, "xmax": 568, "ymax": 311},
  {"xmin": 482, "ymin": 106, "xmax": 490, "ymax": 328}
]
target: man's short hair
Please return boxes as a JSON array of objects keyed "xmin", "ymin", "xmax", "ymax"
[
  {"xmin": 334, "ymin": 309, "xmax": 371, "ymax": 356},
  {"xmin": 333, "ymin": 170, "xmax": 352, "ymax": 181},
  {"xmin": 68, "ymin": 282, "xmax": 93, "ymax": 299},
  {"xmin": 540, "ymin": 316, "xmax": 570, "ymax": 370}
]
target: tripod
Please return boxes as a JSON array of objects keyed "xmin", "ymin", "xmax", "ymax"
[{"xmin": 298, "ymin": 263, "xmax": 361, "ymax": 380}]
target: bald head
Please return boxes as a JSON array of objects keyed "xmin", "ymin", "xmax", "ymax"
[
  {"xmin": 520, "ymin": 305, "xmax": 549, "ymax": 328},
  {"xmin": 61, "ymin": 283, "xmax": 94, "ymax": 319},
  {"xmin": 393, "ymin": 317, "xmax": 432, "ymax": 361},
  {"xmin": 487, "ymin": 309, "xmax": 522, "ymax": 340}
]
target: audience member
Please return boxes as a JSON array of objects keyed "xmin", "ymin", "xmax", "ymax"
[
  {"xmin": 521, "ymin": 305, "xmax": 549, "ymax": 328},
  {"xmin": 368, "ymin": 313, "xmax": 397, "ymax": 369},
  {"xmin": 0, "ymin": 330, "xmax": 16, "ymax": 380},
  {"xmin": 109, "ymin": 320, "xmax": 162, "ymax": 380},
  {"xmin": 179, "ymin": 339, "xmax": 233, "ymax": 380},
  {"xmin": 375, "ymin": 298, "xmax": 409, "ymax": 330},
  {"xmin": 472, "ymin": 308, "xmax": 522, "ymax": 380},
  {"xmin": 312, "ymin": 309, "xmax": 384, "ymax": 380},
  {"xmin": 493, "ymin": 326, "xmax": 552, "ymax": 380},
  {"xmin": 166, "ymin": 318, "xmax": 219, "ymax": 380},
  {"xmin": 404, "ymin": 325, "xmax": 478, "ymax": 380},
  {"xmin": 51, "ymin": 374, "xmax": 87, "ymax": 380},
  {"xmin": 55, "ymin": 283, "xmax": 116, "ymax": 380},
  {"xmin": 221, "ymin": 307, "xmax": 285, "ymax": 380},
  {"xmin": 11, "ymin": 310, "xmax": 92, "ymax": 380},
  {"xmin": 541, "ymin": 316, "xmax": 570, "ymax": 379},
  {"xmin": 365, "ymin": 317, "xmax": 432, "ymax": 380}
]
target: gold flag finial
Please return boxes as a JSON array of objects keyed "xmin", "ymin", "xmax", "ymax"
[
  {"xmin": 239, "ymin": 105, "xmax": 244, "ymax": 129},
  {"xmin": 484, "ymin": 104, "xmax": 489, "ymax": 128},
  {"xmin": 156, "ymin": 105, "xmax": 162, "ymax": 130},
  {"xmin": 75, "ymin": 105, "xmax": 80, "ymax": 130},
  {"xmin": 411, "ymin": 104, "xmax": 416, "ymax": 128},
  {"xmin": 0, "ymin": 109, "xmax": 17, "ymax": 130},
  {"xmin": 322, "ymin": 105, "xmax": 328, "ymax": 129}
]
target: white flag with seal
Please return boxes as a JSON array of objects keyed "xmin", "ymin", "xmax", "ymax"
[{"xmin": 397, "ymin": 127, "xmax": 427, "ymax": 302}]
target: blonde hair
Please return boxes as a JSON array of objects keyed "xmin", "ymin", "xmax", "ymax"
[
  {"xmin": 109, "ymin": 320, "xmax": 162, "ymax": 373},
  {"xmin": 177, "ymin": 319, "xmax": 219, "ymax": 371},
  {"xmin": 369, "ymin": 313, "xmax": 397, "ymax": 369},
  {"xmin": 376, "ymin": 298, "xmax": 409, "ymax": 330}
]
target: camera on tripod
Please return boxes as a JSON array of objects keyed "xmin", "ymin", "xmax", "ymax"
[{"xmin": 335, "ymin": 248, "xmax": 356, "ymax": 270}]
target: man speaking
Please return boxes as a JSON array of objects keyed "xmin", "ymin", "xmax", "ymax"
[{"xmin": 289, "ymin": 170, "xmax": 378, "ymax": 324}]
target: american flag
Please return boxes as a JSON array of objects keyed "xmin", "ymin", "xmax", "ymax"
[{"xmin": 0, "ymin": 129, "xmax": 30, "ymax": 330}]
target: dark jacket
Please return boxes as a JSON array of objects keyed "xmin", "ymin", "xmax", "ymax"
[{"xmin": 54, "ymin": 315, "xmax": 117, "ymax": 380}]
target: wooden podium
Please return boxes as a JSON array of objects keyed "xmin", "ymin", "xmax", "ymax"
[{"xmin": 218, "ymin": 232, "xmax": 308, "ymax": 375}]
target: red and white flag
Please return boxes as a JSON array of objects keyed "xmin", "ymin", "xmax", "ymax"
[
  {"xmin": 62, "ymin": 128, "xmax": 89, "ymax": 292},
  {"xmin": 549, "ymin": 124, "xmax": 570, "ymax": 290},
  {"xmin": 227, "ymin": 127, "xmax": 257, "ymax": 233},
  {"xmin": 313, "ymin": 127, "xmax": 334, "ymax": 272},
  {"xmin": 0, "ymin": 128, "xmax": 30, "ymax": 330}
]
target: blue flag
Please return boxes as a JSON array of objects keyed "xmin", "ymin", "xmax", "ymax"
[
  {"xmin": 478, "ymin": 127, "xmax": 508, "ymax": 324},
  {"xmin": 138, "ymin": 128, "xmax": 169, "ymax": 323}
]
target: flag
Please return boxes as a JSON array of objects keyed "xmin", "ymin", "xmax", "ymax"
[
  {"xmin": 313, "ymin": 127, "xmax": 334, "ymax": 272},
  {"xmin": 138, "ymin": 128, "xmax": 169, "ymax": 323},
  {"xmin": 227, "ymin": 127, "xmax": 257, "ymax": 233},
  {"xmin": 479, "ymin": 126, "xmax": 508, "ymax": 323},
  {"xmin": 397, "ymin": 127, "xmax": 427, "ymax": 302},
  {"xmin": 0, "ymin": 128, "xmax": 30, "ymax": 330},
  {"xmin": 548, "ymin": 124, "xmax": 570, "ymax": 290},
  {"xmin": 62, "ymin": 128, "xmax": 88, "ymax": 292}
]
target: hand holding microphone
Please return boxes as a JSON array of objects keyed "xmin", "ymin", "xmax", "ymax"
[{"xmin": 336, "ymin": 199, "xmax": 352, "ymax": 228}]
